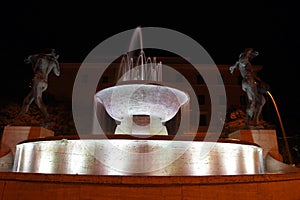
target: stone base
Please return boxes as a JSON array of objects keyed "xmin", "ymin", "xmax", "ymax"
[
  {"xmin": 1, "ymin": 126, "xmax": 54, "ymax": 156},
  {"xmin": 13, "ymin": 136, "xmax": 265, "ymax": 175},
  {"xmin": 1, "ymin": 172, "xmax": 300, "ymax": 199},
  {"xmin": 228, "ymin": 129, "xmax": 283, "ymax": 161},
  {"xmin": 0, "ymin": 143, "xmax": 13, "ymax": 171}
]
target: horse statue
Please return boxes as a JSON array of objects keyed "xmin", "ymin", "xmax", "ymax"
[
  {"xmin": 229, "ymin": 48, "xmax": 269, "ymax": 128},
  {"xmin": 13, "ymin": 48, "xmax": 60, "ymax": 128}
]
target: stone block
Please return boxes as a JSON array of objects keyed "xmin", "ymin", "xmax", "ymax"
[
  {"xmin": 229, "ymin": 129, "xmax": 283, "ymax": 161},
  {"xmin": 1, "ymin": 126, "xmax": 54, "ymax": 156}
]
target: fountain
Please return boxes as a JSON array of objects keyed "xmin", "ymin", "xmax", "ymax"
[
  {"xmin": 95, "ymin": 83, "xmax": 189, "ymax": 135},
  {"xmin": 11, "ymin": 26, "xmax": 268, "ymax": 175},
  {"xmin": 94, "ymin": 28, "xmax": 189, "ymax": 135},
  {"xmin": 95, "ymin": 27, "xmax": 189, "ymax": 135},
  {"xmin": 1, "ymin": 27, "xmax": 300, "ymax": 199}
]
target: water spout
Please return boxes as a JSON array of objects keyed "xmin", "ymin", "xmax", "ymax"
[
  {"xmin": 116, "ymin": 27, "xmax": 162, "ymax": 82},
  {"xmin": 266, "ymin": 91, "xmax": 293, "ymax": 164},
  {"xmin": 95, "ymin": 26, "xmax": 190, "ymax": 135}
]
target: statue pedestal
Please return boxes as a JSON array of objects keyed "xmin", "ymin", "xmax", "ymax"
[
  {"xmin": 228, "ymin": 129, "xmax": 283, "ymax": 161},
  {"xmin": 0, "ymin": 143, "xmax": 13, "ymax": 171},
  {"xmin": 1, "ymin": 126, "xmax": 54, "ymax": 156}
]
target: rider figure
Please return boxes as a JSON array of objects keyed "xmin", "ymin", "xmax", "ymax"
[
  {"xmin": 229, "ymin": 48, "xmax": 268, "ymax": 127},
  {"xmin": 14, "ymin": 48, "xmax": 60, "ymax": 127}
]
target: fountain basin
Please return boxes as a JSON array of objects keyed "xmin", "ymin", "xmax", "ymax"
[
  {"xmin": 95, "ymin": 83, "xmax": 189, "ymax": 123},
  {"xmin": 13, "ymin": 135, "xmax": 264, "ymax": 175}
]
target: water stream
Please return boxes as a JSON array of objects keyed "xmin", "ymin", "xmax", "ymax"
[
  {"xmin": 116, "ymin": 26, "xmax": 162, "ymax": 82},
  {"xmin": 93, "ymin": 26, "xmax": 190, "ymax": 135},
  {"xmin": 266, "ymin": 91, "xmax": 293, "ymax": 164}
]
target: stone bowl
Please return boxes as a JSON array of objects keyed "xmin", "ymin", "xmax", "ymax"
[{"xmin": 95, "ymin": 83, "xmax": 189, "ymax": 123}]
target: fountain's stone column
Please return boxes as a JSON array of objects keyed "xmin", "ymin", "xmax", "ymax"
[
  {"xmin": 0, "ymin": 143, "xmax": 13, "ymax": 171},
  {"xmin": 114, "ymin": 115, "xmax": 168, "ymax": 135},
  {"xmin": 228, "ymin": 129, "xmax": 283, "ymax": 161}
]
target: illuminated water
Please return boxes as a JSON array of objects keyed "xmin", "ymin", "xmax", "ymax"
[
  {"xmin": 267, "ymin": 91, "xmax": 293, "ymax": 163},
  {"xmin": 116, "ymin": 26, "xmax": 162, "ymax": 82},
  {"xmin": 93, "ymin": 26, "xmax": 189, "ymax": 135}
]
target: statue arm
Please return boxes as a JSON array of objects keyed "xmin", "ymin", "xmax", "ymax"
[
  {"xmin": 24, "ymin": 54, "xmax": 38, "ymax": 64},
  {"xmin": 24, "ymin": 54, "xmax": 40, "ymax": 72},
  {"xmin": 53, "ymin": 60, "xmax": 60, "ymax": 77},
  {"xmin": 44, "ymin": 54, "xmax": 60, "ymax": 76},
  {"xmin": 24, "ymin": 56, "xmax": 31, "ymax": 64},
  {"xmin": 229, "ymin": 61, "xmax": 238, "ymax": 74}
]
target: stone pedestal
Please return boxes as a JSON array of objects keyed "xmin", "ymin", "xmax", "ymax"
[
  {"xmin": 1, "ymin": 126, "xmax": 54, "ymax": 156},
  {"xmin": 0, "ymin": 143, "xmax": 13, "ymax": 171},
  {"xmin": 229, "ymin": 129, "xmax": 283, "ymax": 161}
]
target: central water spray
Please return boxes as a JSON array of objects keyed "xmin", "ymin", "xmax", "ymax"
[{"xmin": 95, "ymin": 26, "xmax": 190, "ymax": 135}]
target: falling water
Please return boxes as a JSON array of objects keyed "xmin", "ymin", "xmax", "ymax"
[
  {"xmin": 116, "ymin": 26, "xmax": 162, "ymax": 82},
  {"xmin": 266, "ymin": 91, "xmax": 293, "ymax": 164},
  {"xmin": 93, "ymin": 26, "xmax": 190, "ymax": 134}
]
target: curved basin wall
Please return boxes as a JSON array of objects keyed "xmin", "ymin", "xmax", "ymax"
[
  {"xmin": 13, "ymin": 139, "xmax": 264, "ymax": 175},
  {"xmin": 95, "ymin": 84, "xmax": 189, "ymax": 122}
]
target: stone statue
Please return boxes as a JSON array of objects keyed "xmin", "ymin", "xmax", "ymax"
[
  {"xmin": 229, "ymin": 48, "xmax": 269, "ymax": 128},
  {"xmin": 13, "ymin": 48, "xmax": 60, "ymax": 128}
]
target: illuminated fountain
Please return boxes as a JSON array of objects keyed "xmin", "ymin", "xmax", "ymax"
[
  {"xmin": 2, "ymin": 27, "xmax": 300, "ymax": 199},
  {"xmin": 95, "ymin": 83, "xmax": 189, "ymax": 135},
  {"xmin": 12, "ymin": 27, "xmax": 270, "ymax": 175},
  {"xmin": 8, "ymin": 27, "xmax": 299, "ymax": 175},
  {"xmin": 95, "ymin": 27, "xmax": 189, "ymax": 136}
]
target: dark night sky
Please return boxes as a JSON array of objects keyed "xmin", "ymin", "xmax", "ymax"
[{"xmin": 1, "ymin": 1, "xmax": 299, "ymax": 135}]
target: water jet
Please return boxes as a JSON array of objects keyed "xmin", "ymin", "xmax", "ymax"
[{"xmin": 267, "ymin": 90, "xmax": 293, "ymax": 164}]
